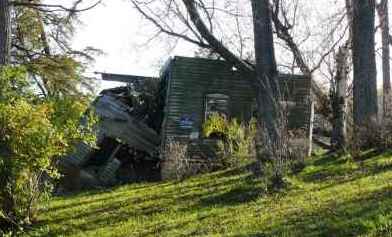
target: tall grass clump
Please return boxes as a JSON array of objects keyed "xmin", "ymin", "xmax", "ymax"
[{"xmin": 202, "ymin": 113, "xmax": 257, "ymax": 167}]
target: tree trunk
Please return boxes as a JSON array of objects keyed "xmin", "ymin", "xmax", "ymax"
[
  {"xmin": 0, "ymin": 0, "xmax": 14, "ymax": 230},
  {"xmin": 329, "ymin": 0, "xmax": 353, "ymax": 150},
  {"xmin": 251, "ymin": 0, "xmax": 281, "ymax": 160},
  {"xmin": 331, "ymin": 44, "xmax": 349, "ymax": 150},
  {"xmin": 377, "ymin": 0, "xmax": 391, "ymax": 121},
  {"xmin": 0, "ymin": 0, "xmax": 10, "ymax": 65},
  {"xmin": 352, "ymin": 0, "xmax": 378, "ymax": 142}
]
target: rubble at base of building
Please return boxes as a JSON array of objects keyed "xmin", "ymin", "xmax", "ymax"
[{"xmin": 58, "ymin": 78, "xmax": 163, "ymax": 192}]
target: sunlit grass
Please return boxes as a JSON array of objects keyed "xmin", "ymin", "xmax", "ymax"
[{"xmin": 27, "ymin": 150, "xmax": 392, "ymax": 236}]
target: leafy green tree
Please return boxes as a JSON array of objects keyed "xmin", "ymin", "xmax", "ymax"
[
  {"xmin": 0, "ymin": 68, "xmax": 96, "ymax": 234},
  {"xmin": 0, "ymin": 0, "xmax": 100, "ymax": 232},
  {"xmin": 12, "ymin": 0, "xmax": 102, "ymax": 97}
]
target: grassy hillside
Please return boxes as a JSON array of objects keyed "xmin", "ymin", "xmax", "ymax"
[{"xmin": 28, "ymin": 151, "xmax": 392, "ymax": 237}]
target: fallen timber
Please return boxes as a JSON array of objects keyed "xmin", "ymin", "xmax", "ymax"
[
  {"xmin": 58, "ymin": 79, "xmax": 162, "ymax": 191},
  {"xmin": 94, "ymin": 95, "xmax": 160, "ymax": 154}
]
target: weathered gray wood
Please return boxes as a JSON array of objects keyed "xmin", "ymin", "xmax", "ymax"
[
  {"xmin": 94, "ymin": 95, "xmax": 160, "ymax": 154},
  {"xmin": 99, "ymin": 158, "xmax": 122, "ymax": 185},
  {"xmin": 62, "ymin": 142, "xmax": 94, "ymax": 167},
  {"xmin": 100, "ymin": 72, "xmax": 157, "ymax": 83}
]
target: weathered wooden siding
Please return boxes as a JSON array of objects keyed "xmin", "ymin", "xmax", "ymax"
[
  {"xmin": 163, "ymin": 57, "xmax": 255, "ymax": 141},
  {"xmin": 280, "ymin": 74, "xmax": 313, "ymax": 129},
  {"xmin": 94, "ymin": 95, "xmax": 160, "ymax": 154},
  {"xmin": 161, "ymin": 56, "xmax": 312, "ymax": 160}
]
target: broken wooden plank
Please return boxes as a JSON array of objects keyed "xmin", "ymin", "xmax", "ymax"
[
  {"xmin": 99, "ymin": 158, "xmax": 122, "ymax": 185},
  {"xmin": 99, "ymin": 72, "xmax": 157, "ymax": 83},
  {"xmin": 94, "ymin": 95, "xmax": 160, "ymax": 155}
]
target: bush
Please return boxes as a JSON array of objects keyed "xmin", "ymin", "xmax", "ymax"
[
  {"xmin": 255, "ymin": 103, "xmax": 309, "ymax": 188},
  {"xmin": 287, "ymin": 129, "xmax": 308, "ymax": 173},
  {"xmin": 347, "ymin": 118, "xmax": 392, "ymax": 159},
  {"xmin": 0, "ymin": 67, "xmax": 96, "ymax": 231},
  {"xmin": 380, "ymin": 118, "xmax": 392, "ymax": 149},
  {"xmin": 202, "ymin": 113, "xmax": 256, "ymax": 167},
  {"xmin": 162, "ymin": 141, "xmax": 190, "ymax": 180}
]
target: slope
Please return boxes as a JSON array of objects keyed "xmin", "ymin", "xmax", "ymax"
[{"xmin": 28, "ymin": 151, "xmax": 392, "ymax": 237}]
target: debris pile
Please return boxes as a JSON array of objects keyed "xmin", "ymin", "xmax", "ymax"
[{"xmin": 58, "ymin": 76, "xmax": 164, "ymax": 191}]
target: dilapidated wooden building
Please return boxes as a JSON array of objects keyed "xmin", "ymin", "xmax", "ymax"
[
  {"xmin": 158, "ymin": 56, "xmax": 313, "ymax": 178},
  {"xmin": 60, "ymin": 56, "xmax": 313, "ymax": 188}
]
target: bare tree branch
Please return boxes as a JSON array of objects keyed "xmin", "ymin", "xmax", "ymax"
[
  {"xmin": 182, "ymin": 0, "xmax": 254, "ymax": 73},
  {"xmin": 131, "ymin": 0, "xmax": 209, "ymax": 48},
  {"xmin": 11, "ymin": 0, "xmax": 102, "ymax": 13}
]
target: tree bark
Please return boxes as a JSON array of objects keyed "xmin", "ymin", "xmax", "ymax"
[
  {"xmin": 251, "ymin": 0, "xmax": 281, "ymax": 160},
  {"xmin": 352, "ymin": 0, "xmax": 378, "ymax": 140},
  {"xmin": 331, "ymin": 44, "xmax": 349, "ymax": 150},
  {"xmin": 377, "ymin": 0, "xmax": 391, "ymax": 121},
  {"xmin": 0, "ymin": 0, "xmax": 14, "ymax": 229},
  {"xmin": 329, "ymin": 0, "xmax": 352, "ymax": 151},
  {"xmin": 0, "ymin": 0, "xmax": 10, "ymax": 65}
]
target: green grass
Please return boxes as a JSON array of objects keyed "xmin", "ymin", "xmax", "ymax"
[{"xmin": 27, "ymin": 151, "xmax": 392, "ymax": 237}]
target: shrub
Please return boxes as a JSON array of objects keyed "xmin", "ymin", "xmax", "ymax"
[
  {"xmin": 202, "ymin": 113, "xmax": 227, "ymax": 139},
  {"xmin": 347, "ymin": 118, "xmax": 392, "ymax": 159},
  {"xmin": 202, "ymin": 113, "xmax": 256, "ymax": 167},
  {"xmin": 287, "ymin": 129, "xmax": 308, "ymax": 173},
  {"xmin": 256, "ymin": 121, "xmax": 290, "ymax": 189},
  {"xmin": 255, "ymin": 101, "xmax": 309, "ymax": 188},
  {"xmin": 0, "ymin": 67, "xmax": 96, "ymax": 231},
  {"xmin": 381, "ymin": 118, "xmax": 392, "ymax": 149},
  {"xmin": 162, "ymin": 141, "xmax": 190, "ymax": 180}
]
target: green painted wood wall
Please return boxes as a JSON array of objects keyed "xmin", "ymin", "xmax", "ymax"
[{"xmin": 161, "ymin": 56, "xmax": 312, "ymax": 160}]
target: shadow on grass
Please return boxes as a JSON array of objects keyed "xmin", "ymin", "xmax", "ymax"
[
  {"xmin": 27, "ymin": 150, "xmax": 392, "ymax": 237},
  {"xmin": 200, "ymin": 185, "xmax": 263, "ymax": 207},
  {"xmin": 199, "ymin": 174, "xmax": 263, "ymax": 207},
  {"xmin": 31, "ymin": 167, "xmax": 264, "ymax": 236},
  {"xmin": 46, "ymin": 191, "xmax": 131, "ymax": 213},
  {"xmin": 353, "ymin": 149, "xmax": 387, "ymax": 162},
  {"xmin": 199, "ymin": 161, "xmax": 259, "ymax": 179},
  {"xmin": 46, "ymin": 181, "xmax": 177, "ymax": 213},
  {"xmin": 312, "ymin": 152, "xmax": 348, "ymax": 166},
  {"xmin": 300, "ymin": 150, "xmax": 392, "ymax": 184},
  {"xmin": 264, "ymin": 186, "xmax": 392, "ymax": 237},
  {"xmin": 34, "ymin": 196, "xmax": 176, "ymax": 237}
]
